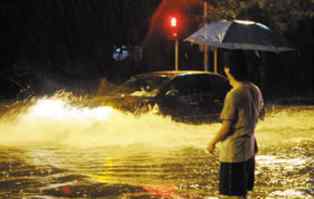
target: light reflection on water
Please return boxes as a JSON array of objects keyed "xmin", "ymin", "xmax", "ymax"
[{"xmin": 0, "ymin": 94, "xmax": 313, "ymax": 198}]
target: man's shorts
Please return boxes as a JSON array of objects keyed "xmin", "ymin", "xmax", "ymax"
[{"xmin": 219, "ymin": 157, "xmax": 255, "ymax": 196}]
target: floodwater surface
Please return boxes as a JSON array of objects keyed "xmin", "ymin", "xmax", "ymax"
[{"xmin": 0, "ymin": 93, "xmax": 313, "ymax": 198}]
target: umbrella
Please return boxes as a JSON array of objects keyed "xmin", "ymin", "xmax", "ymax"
[
  {"xmin": 185, "ymin": 19, "xmax": 294, "ymax": 52},
  {"xmin": 184, "ymin": 19, "xmax": 294, "ymax": 73}
]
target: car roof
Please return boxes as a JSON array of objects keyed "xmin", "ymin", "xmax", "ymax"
[{"xmin": 135, "ymin": 70, "xmax": 226, "ymax": 79}]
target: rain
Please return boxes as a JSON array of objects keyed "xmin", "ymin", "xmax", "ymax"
[{"xmin": 1, "ymin": 0, "xmax": 314, "ymax": 198}]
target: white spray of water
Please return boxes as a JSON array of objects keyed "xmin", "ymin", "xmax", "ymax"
[
  {"xmin": 0, "ymin": 94, "xmax": 313, "ymax": 149},
  {"xmin": 0, "ymin": 95, "xmax": 219, "ymax": 149},
  {"xmin": 1, "ymin": 94, "xmax": 313, "ymax": 199}
]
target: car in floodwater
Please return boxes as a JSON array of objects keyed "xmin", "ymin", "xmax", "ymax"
[{"xmin": 101, "ymin": 70, "xmax": 231, "ymax": 123}]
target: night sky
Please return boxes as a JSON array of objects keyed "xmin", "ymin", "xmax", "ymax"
[{"xmin": 1, "ymin": 0, "xmax": 313, "ymax": 99}]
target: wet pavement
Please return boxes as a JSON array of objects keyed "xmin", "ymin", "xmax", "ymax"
[{"xmin": 0, "ymin": 96, "xmax": 313, "ymax": 198}]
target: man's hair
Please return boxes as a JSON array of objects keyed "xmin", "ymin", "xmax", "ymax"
[{"xmin": 224, "ymin": 50, "xmax": 249, "ymax": 81}]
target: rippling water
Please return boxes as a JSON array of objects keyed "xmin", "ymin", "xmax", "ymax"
[{"xmin": 0, "ymin": 93, "xmax": 313, "ymax": 198}]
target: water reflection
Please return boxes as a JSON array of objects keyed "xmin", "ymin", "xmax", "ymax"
[{"xmin": 0, "ymin": 94, "xmax": 313, "ymax": 198}]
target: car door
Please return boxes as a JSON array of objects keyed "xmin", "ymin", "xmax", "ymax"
[
  {"xmin": 157, "ymin": 74, "xmax": 230, "ymax": 123},
  {"xmin": 156, "ymin": 75, "xmax": 198, "ymax": 121},
  {"xmin": 196, "ymin": 74, "xmax": 230, "ymax": 120}
]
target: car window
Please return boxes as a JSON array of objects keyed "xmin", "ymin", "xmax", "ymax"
[
  {"xmin": 113, "ymin": 75, "xmax": 172, "ymax": 97},
  {"xmin": 169, "ymin": 76, "xmax": 196, "ymax": 95},
  {"xmin": 208, "ymin": 75, "xmax": 230, "ymax": 98},
  {"xmin": 194, "ymin": 75, "xmax": 213, "ymax": 93},
  {"xmin": 161, "ymin": 74, "xmax": 229, "ymax": 98},
  {"xmin": 163, "ymin": 75, "xmax": 210, "ymax": 96}
]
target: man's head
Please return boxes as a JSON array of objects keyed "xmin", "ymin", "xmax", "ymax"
[{"xmin": 224, "ymin": 50, "xmax": 249, "ymax": 83}]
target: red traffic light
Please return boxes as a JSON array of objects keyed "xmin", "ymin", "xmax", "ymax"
[
  {"xmin": 170, "ymin": 17, "xmax": 177, "ymax": 27},
  {"xmin": 167, "ymin": 15, "xmax": 179, "ymax": 39},
  {"xmin": 164, "ymin": 13, "xmax": 185, "ymax": 40}
]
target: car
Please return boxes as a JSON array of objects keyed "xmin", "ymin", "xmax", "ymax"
[{"xmin": 101, "ymin": 70, "xmax": 231, "ymax": 124}]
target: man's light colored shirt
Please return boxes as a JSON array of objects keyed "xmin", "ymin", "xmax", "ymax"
[{"xmin": 218, "ymin": 82, "xmax": 264, "ymax": 163}]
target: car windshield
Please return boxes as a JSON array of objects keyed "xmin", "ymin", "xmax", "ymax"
[{"xmin": 113, "ymin": 75, "xmax": 172, "ymax": 97}]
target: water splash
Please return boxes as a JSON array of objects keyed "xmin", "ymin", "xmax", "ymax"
[
  {"xmin": 1, "ymin": 92, "xmax": 314, "ymax": 150},
  {"xmin": 0, "ymin": 92, "xmax": 313, "ymax": 198},
  {"xmin": 0, "ymin": 92, "xmax": 217, "ymax": 148}
]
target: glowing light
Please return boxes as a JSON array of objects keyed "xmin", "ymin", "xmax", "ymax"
[
  {"xmin": 234, "ymin": 20, "xmax": 255, "ymax": 25},
  {"xmin": 30, "ymin": 99, "xmax": 113, "ymax": 121},
  {"xmin": 170, "ymin": 17, "xmax": 177, "ymax": 27},
  {"xmin": 234, "ymin": 20, "xmax": 270, "ymax": 30}
]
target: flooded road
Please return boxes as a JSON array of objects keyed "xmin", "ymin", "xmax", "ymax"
[{"xmin": 0, "ymin": 94, "xmax": 313, "ymax": 198}]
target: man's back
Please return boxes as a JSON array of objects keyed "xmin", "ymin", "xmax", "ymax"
[{"xmin": 218, "ymin": 82, "xmax": 264, "ymax": 163}]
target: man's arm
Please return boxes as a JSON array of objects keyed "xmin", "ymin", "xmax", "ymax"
[
  {"xmin": 259, "ymin": 106, "xmax": 266, "ymax": 120},
  {"xmin": 207, "ymin": 120, "xmax": 233, "ymax": 153}
]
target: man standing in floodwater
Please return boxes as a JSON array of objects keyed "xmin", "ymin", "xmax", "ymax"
[{"xmin": 207, "ymin": 51, "xmax": 265, "ymax": 199}]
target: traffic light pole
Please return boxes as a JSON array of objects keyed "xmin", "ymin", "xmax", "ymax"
[{"xmin": 175, "ymin": 39, "xmax": 179, "ymax": 71}]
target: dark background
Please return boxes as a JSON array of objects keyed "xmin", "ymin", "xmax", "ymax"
[{"xmin": 1, "ymin": 0, "xmax": 313, "ymax": 101}]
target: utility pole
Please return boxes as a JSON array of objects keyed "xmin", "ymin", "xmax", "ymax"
[
  {"xmin": 203, "ymin": 1, "xmax": 209, "ymax": 71},
  {"xmin": 214, "ymin": 48, "xmax": 218, "ymax": 73},
  {"xmin": 175, "ymin": 39, "xmax": 179, "ymax": 71}
]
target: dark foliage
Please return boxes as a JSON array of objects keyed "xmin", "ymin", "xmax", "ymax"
[{"xmin": 1, "ymin": 0, "xmax": 313, "ymax": 99}]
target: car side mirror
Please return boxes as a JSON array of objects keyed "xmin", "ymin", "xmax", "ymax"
[{"xmin": 165, "ymin": 89, "xmax": 179, "ymax": 97}]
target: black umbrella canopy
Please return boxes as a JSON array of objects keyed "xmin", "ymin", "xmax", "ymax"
[{"xmin": 185, "ymin": 20, "xmax": 294, "ymax": 53}]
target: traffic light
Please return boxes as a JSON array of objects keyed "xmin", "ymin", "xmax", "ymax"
[
  {"xmin": 170, "ymin": 16, "xmax": 178, "ymax": 38},
  {"xmin": 166, "ymin": 15, "xmax": 180, "ymax": 40},
  {"xmin": 170, "ymin": 16, "xmax": 177, "ymax": 27}
]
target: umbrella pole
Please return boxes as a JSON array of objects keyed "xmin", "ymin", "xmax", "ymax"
[{"xmin": 214, "ymin": 48, "xmax": 218, "ymax": 73}]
